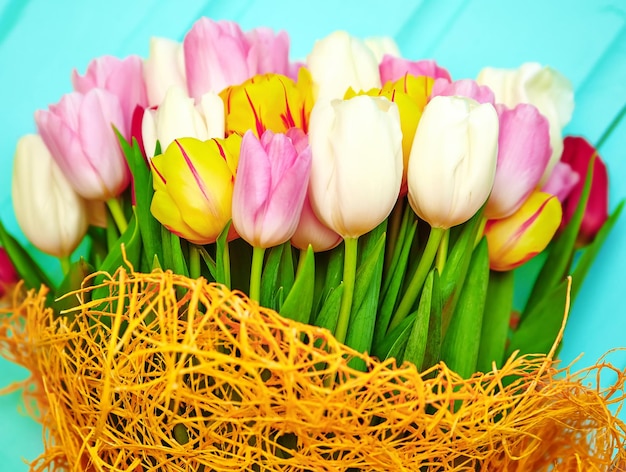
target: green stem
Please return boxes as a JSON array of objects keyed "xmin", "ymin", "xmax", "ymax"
[
  {"xmin": 436, "ymin": 229, "xmax": 449, "ymax": 274},
  {"xmin": 596, "ymin": 102, "xmax": 626, "ymax": 150},
  {"xmin": 388, "ymin": 226, "xmax": 445, "ymax": 333},
  {"xmin": 59, "ymin": 255, "xmax": 71, "ymax": 274},
  {"xmin": 474, "ymin": 216, "xmax": 487, "ymax": 248},
  {"xmin": 189, "ymin": 245, "xmax": 201, "ymax": 280},
  {"xmin": 334, "ymin": 237, "xmax": 358, "ymax": 345},
  {"xmin": 249, "ymin": 246, "xmax": 265, "ymax": 302},
  {"xmin": 106, "ymin": 198, "xmax": 128, "ymax": 234},
  {"xmin": 222, "ymin": 239, "xmax": 231, "ymax": 289}
]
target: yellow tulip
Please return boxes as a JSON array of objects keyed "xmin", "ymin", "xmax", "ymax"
[
  {"xmin": 485, "ymin": 190, "xmax": 562, "ymax": 271},
  {"xmin": 150, "ymin": 135, "xmax": 241, "ymax": 245}
]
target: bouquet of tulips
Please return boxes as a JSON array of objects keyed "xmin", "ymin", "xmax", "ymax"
[{"xmin": 1, "ymin": 17, "xmax": 624, "ymax": 471}]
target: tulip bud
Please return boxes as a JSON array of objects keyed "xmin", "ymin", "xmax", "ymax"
[
  {"xmin": 143, "ymin": 37, "xmax": 188, "ymax": 106},
  {"xmin": 477, "ymin": 62, "xmax": 574, "ymax": 183},
  {"xmin": 379, "ymin": 55, "xmax": 451, "ymax": 85},
  {"xmin": 485, "ymin": 191, "xmax": 562, "ymax": 271},
  {"xmin": 142, "ymin": 85, "xmax": 225, "ymax": 159},
  {"xmin": 485, "ymin": 104, "xmax": 552, "ymax": 219},
  {"xmin": 291, "ymin": 192, "xmax": 342, "ymax": 252},
  {"xmin": 364, "ymin": 36, "xmax": 401, "ymax": 62},
  {"xmin": 12, "ymin": 135, "xmax": 88, "ymax": 257},
  {"xmin": 35, "ymin": 89, "xmax": 130, "ymax": 200},
  {"xmin": 407, "ymin": 96, "xmax": 499, "ymax": 229},
  {"xmin": 308, "ymin": 95, "xmax": 403, "ymax": 239},
  {"xmin": 150, "ymin": 135, "xmax": 241, "ymax": 245},
  {"xmin": 542, "ymin": 161, "xmax": 580, "ymax": 202},
  {"xmin": 307, "ymin": 31, "xmax": 381, "ymax": 101},
  {"xmin": 245, "ymin": 27, "xmax": 291, "ymax": 77},
  {"xmin": 232, "ymin": 130, "xmax": 311, "ymax": 248},
  {"xmin": 0, "ymin": 247, "xmax": 18, "ymax": 299},
  {"xmin": 430, "ymin": 78, "xmax": 495, "ymax": 104},
  {"xmin": 72, "ymin": 55, "xmax": 148, "ymax": 138}
]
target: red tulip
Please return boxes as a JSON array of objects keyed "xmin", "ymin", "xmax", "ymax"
[{"xmin": 0, "ymin": 247, "xmax": 18, "ymax": 298}]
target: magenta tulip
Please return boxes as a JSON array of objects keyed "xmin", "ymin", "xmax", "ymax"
[
  {"xmin": 72, "ymin": 55, "xmax": 148, "ymax": 138},
  {"xmin": 0, "ymin": 247, "xmax": 18, "ymax": 298},
  {"xmin": 232, "ymin": 130, "xmax": 311, "ymax": 248},
  {"xmin": 379, "ymin": 55, "xmax": 451, "ymax": 84},
  {"xmin": 485, "ymin": 104, "xmax": 552, "ymax": 219},
  {"xmin": 35, "ymin": 89, "xmax": 130, "ymax": 200},
  {"xmin": 430, "ymin": 78, "xmax": 495, "ymax": 105}
]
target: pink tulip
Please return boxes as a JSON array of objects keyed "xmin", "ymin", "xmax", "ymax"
[
  {"xmin": 430, "ymin": 78, "xmax": 495, "ymax": 104},
  {"xmin": 485, "ymin": 104, "xmax": 552, "ymax": 219},
  {"xmin": 379, "ymin": 55, "xmax": 451, "ymax": 84},
  {"xmin": 72, "ymin": 55, "xmax": 148, "ymax": 138},
  {"xmin": 183, "ymin": 18, "xmax": 292, "ymax": 100},
  {"xmin": 232, "ymin": 130, "xmax": 311, "ymax": 248},
  {"xmin": 0, "ymin": 247, "xmax": 18, "ymax": 298},
  {"xmin": 291, "ymin": 192, "xmax": 342, "ymax": 252},
  {"xmin": 542, "ymin": 161, "xmax": 580, "ymax": 202},
  {"xmin": 558, "ymin": 136, "xmax": 609, "ymax": 245},
  {"xmin": 35, "ymin": 89, "xmax": 130, "ymax": 200}
]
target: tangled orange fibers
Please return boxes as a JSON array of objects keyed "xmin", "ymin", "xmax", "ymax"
[{"xmin": 1, "ymin": 267, "xmax": 625, "ymax": 471}]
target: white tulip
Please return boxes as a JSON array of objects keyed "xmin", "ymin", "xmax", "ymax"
[
  {"xmin": 143, "ymin": 37, "xmax": 188, "ymax": 106},
  {"xmin": 407, "ymin": 96, "xmax": 499, "ymax": 229},
  {"xmin": 364, "ymin": 36, "xmax": 401, "ymax": 62},
  {"xmin": 306, "ymin": 31, "xmax": 381, "ymax": 102},
  {"xmin": 308, "ymin": 95, "xmax": 403, "ymax": 239},
  {"xmin": 12, "ymin": 135, "xmax": 88, "ymax": 257}
]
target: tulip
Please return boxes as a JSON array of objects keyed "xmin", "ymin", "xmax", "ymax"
[
  {"xmin": 308, "ymin": 95, "xmax": 403, "ymax": 239},
  {"xmin": 0, "ymin": 247, "xmax": 18, "ymax": 298},
  {"xmin": 306, "ymin": 31, "xmax": 381, "ymax": 101},
  {"xmin": 291, "ymin": 192, "xmax": 342, "ymax": 252},
  {"xmin": 485, "ymin": 190, "xmax": 562, "ymax": 271},
  {"xmin": 12, "ymin": 135, "xmax": 88, "ymax": 257},
  {"xmin": 379, "ymin": 55, "xmax": 451, "ymax": 85},
  {"xmin": 232, "ymin": 130, "xmax": 311, "ymax": 248},
  {"xmin": 183, "ymin": 18, "xmax": 291, "ymax": 100},
  {"xmin": 407, "ymin": 95, "xmax": 499, "ymax": 229},
  {"xmin": 150, "ymin": 135, "xmax": 241, "ymax": 245},
  {"xmin": 558, "ymin": 136, "xmax": 609, "ymax": 246},
  {"xmin": 485, "ymin": 104, "xmax": 552, "ymax": 219},
  {"xmin": 35, "ymin": 89, "xmax": 130, "ymax": 201},
  {"xmin": 430, "ymin": 78, "xmax": 495, "ymax": 104},
  {"xmin": 542, "ymin": 161, "xmax": 580, "ymax": 202},
  {"xmin": 220, "ymin": 73, "xmax": 311, "ymax": 138},
  {"xmin": 477, "ymin": 62, "xmax": 574, "ymax": 182},
  {"xmin": 364, "ymin": 36, "xmax": 401, "ymax": 62},
  {"xmin": 143, "ymin": 37, "xmax": 188, "ymax": 106},
  {"xmin": 142, "ymin": 85, "xmax": 225, "ymax": 159},
  {"xmin": 72, "ymin": 55, "xmax": 148, "ymax": 138}
]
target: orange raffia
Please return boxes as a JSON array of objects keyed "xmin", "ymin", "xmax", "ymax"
[{"xmin": 1, "ymin": 267, "xmax": 625, "ymax": 471}]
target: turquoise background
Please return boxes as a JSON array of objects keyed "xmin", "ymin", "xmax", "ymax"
[{"xmin": 1, "ymin": 0, "xmax": 625, "ymax": 467}]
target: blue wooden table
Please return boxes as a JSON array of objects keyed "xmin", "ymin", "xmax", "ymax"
[{"xmin": 1, "ymin": 0, "xmax": 625, "ymax": 468}]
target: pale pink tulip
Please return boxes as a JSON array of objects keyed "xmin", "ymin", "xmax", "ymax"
[
  {"xmin": 72, "ymin": 55, "xmax": 147, "ymax": 138},
  {"xmin": 291, "ymin": 192, "xmax": 342, "ymax": 252},
  {"xmin": 430, "ymin": 78, "xmax": 495, "ymax": 104},
  {"xmin": 35, "ymin": 89, "xmax": 130, "ymax": 200},
  {"xmin": 485, "ymin": 104, "xmax": 552, "ymax": 219},
  {"xmin": 232, "ymin": 130, "xmax": 311, "ymax": 248},
  {"xmin": 542, "ymin": 161, "xmax": 579, "ymax": 202},
  {"xmin": 379, "ymin": 55, "xmax": 451, "ymax": 84},
  {"xmin": 245, "ymin": 27, "xmax": 291, "ymax": 76}
]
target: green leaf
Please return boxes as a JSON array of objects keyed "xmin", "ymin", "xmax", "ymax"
[
  {"xmin": 506, "ymin": 280, "xmax": 568, "ymax": 358},
  {"xmin": 345, "ymin": 231, "xmax": 386, "ymax": 370},
  {"xmin": 197, "ymin": 246, "xmax": 216, "ymax": 282},
  {"xmin": 280, "ymin": 246, "xmax": 315, "ymax": 325},
  {"xmin": 403, "ymin": 270, "xmax": 434, "ymax": 371},
  {"xmin": 260, "ymin": 244, "xmax": 283, "ymax": 310},
  {"xmin": 314, "ymin": 283, "xmax": 344, "ymax": 334},
  {"xmin": 441, "ymin": 238, "xmax": 489, "ymax": 379},
  {"xmin": 215, "ymin": 222, "xmax": 231, "ymax": 287},
  {"xmin": 314, "ymin": 244, "xmax": 344, "ymax": 315},
  {"xmin": 51, "ymin": 258, "xmax": 95, "ymax": 320},
  {"xmin": 0, "ymin": 220, "xmax": 53, "ymax": 291},
  {"xmin": 160, "ymin": 225, "xmax": 188, "ymax": 277},
  {"xmin": 278, "ymin": 243, "xmax": 295, "ymax": 296},
  {"xmin": 421, "ymin": 269, "xmax": 442, "ymax": 372},
  {"xmin": 524, "ymin": 155, "xmax": 595, "ymax": 317},
  {"xmin": 374, "ymin": 312, "xmax": 416, "ymax": 362},
  {"xmin": 476, "ymin": 270, "xmax": 515, "ymax": 372}
]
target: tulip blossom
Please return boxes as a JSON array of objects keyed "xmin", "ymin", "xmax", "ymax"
[
  {"xmin": 0, "ymin": 247, "xmax": 18, "ymax": 298},
  {"xmin": 558, "ymin": 136, "xmax": 609, "ymax": 245},
  {"xmin": 72, "ymin": 55, "xmax": 148, "ymax": 138},
  {"xmin": 485, "ymin": 190, "xmax": 562, "ymax": 271},
  {"xmin": 291, "ymin": 192, "xmax": 342, "ymax": 252},
  {"xmin": 12, "ymin": 135, "xmax": 88, "ymax": 257},
  {"xmin": 379, "ymin": 55, "xmax": 451, "ymax": 85},
  {"xmin": 35, "ymin": 89, "xmax": 130, "ymax": 200},
  {"xmin": 143, "ymin": 37, "xmax": 188, "ymax": 106},
  {"xmin": 150, "ymin": 135, "xmax": 241, "ymax": 245},
  {"xmin": 407, "ymin": 95, "xmax": 499, "ymax": 229},
  {"xmin": 306, "ymin": 31, "xmax": 381, "ymax": 102},
  {"xmin": 142, "ymin": 85, "xmax": 225, "ymax": 159},
  {"xmin": 183, "ymin": 17, "xmax": 291, "ymax": 99},
  {"xmin": 220, "ymin": 73, "xmax": 311, "ymax": 138},
  {"xmin": 364, "ymin": 36, "xmax": 401, "ymax": 62},
  {"xmin": 542, "ymin": 161, "xmax": 580, "ymax": 202},
  {"xmin": 308, "ymin": 95, "xmax": 403, "ymax": 239},
  {"xmin": 430, "ymin": 78, "xmax": 495, "ymax": 104},
  {"xmin": 477, "ymin": 62, "xmax": 574, "ymax": 182},
  {"xmin": 232, "ymin": 130, "xmax": 311, "ymax": 248},
  {"xmin": 485, "ymin": 104, "xmax": 552, "ymax": 219}
]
